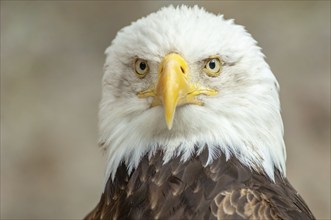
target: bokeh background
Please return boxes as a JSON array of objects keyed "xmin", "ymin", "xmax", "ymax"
[{"xmin": 1, "ymin": 1, "xmax": 330, "ymax": 219}]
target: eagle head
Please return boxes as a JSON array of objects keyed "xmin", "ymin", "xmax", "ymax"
[{"xmin": 99, "ymin": 5, "xmax": 286, "ymax": 182}]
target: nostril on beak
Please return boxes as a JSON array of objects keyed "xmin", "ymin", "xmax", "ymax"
[{"xmin": 180, "ymin": 66, "xmax": 185, "ymax": 74}]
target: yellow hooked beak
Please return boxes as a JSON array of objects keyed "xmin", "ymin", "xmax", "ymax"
[{"xmin": 138, "ymin": 53, "xmax": 217, "ymax": 130}]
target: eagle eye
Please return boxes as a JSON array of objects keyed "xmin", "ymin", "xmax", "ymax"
[
  {"xmin": 203, "ymin": 56, "xmax": 222, "ymax": 77},
  {"xmin": 134, "ymin": 58, "xmax": 149, "ymax": 78}
]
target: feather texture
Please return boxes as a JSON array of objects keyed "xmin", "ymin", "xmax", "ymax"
[{"xmin": 85, "ymin": 147, "xmax": 314, "ymax": 220}]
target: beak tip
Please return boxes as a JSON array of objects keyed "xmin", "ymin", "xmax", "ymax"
[
  {"xmin": 165, "ymin": 116, "xmax": 174, "ymax": 130},
  {"xmin": 166, "ymin": 122, "xmax": 173, "ymax": 130},
  {"xmin": 165, "ymin": 106, "xmax": 176, "ymax": 130}
]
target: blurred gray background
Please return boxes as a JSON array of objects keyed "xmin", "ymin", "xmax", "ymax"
[{"xmin": 1, "ymin": 1, "xmax": 330, "ymax": 219}]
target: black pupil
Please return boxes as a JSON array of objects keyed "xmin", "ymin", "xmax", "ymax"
[
  {"xmin": 208, "ymin": 60, "xmax": 216, "ymax": 69},
  {"xmin": 139, "ymin": 62, "xmax": 146, "ymax": 70}
]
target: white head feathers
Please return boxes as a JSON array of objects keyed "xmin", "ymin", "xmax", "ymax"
[{"xmin": 99, "ymin": 5, "xmax": 286, "ymax": 182}]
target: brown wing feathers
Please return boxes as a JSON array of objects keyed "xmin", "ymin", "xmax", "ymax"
[{"xmin": 84, "ymin": 147, "xmax": 315, "ymax": 220}]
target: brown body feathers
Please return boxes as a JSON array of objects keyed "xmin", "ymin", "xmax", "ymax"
[{"xmin": 85, "ymin": 147, "xmax": 314, "ymax": 220}]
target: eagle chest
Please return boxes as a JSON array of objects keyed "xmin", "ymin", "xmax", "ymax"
[{"xmin": 88, "ymin": 149, "xmax": 287, "ymax": 220}]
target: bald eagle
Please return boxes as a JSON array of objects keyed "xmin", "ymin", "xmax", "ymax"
[{"xmin": 85, "ymin": 5, "xmax": 315, "ymax": 220}]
